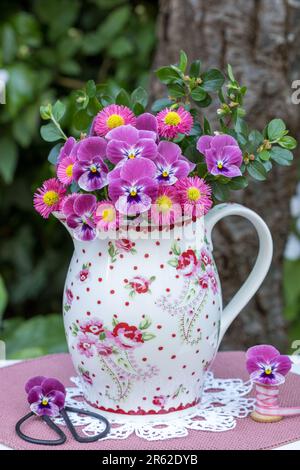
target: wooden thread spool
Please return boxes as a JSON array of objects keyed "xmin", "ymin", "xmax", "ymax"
[{"xmin": 251, "ymin": 382, "xmax": 300, "ymax": 423}]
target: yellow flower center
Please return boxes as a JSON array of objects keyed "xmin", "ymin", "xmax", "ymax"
[
  {"xmin": 106, "ymin": 114, "xmax": 125, "ymax": 129},
  {"xmin": 42, "ymin": 398, "xmax": 49, "ymax": 406},
  {"xmin": 130, "ymin": 189, "xmax": 137, "ymax": 197},
  {"xmin": 102, "ymin": 208, "xmax": 115, "ymax": 222},
  {"xmin": 43, "ymin": 190, "xmax": 59, "ymax": 207},
  {"xmin": 157, "ymin": 195, "xmax": 172, "ymax": 213},
  {"xmin": 128, "ymin": 153, "xmax": 135, "ymax": 159},
  {"xmin": 164, "ymin": 111, "xmax": 181, "ymax": 126},
  {"xmin": 66, "ymin": 164, "xmax": 73, "ymax": 177},
  {"xmin": 265, "ymin": 367, "xmax": 272, "ymax": 375},
  {"xmin": 90, "ymin": 165, "xmax": 97, "ymax": 173},
  {"xmin": 162, "ymin": 170, "xmax": 169, "ymax": 178},
  {"xmin": 187, "ymin": 187, "xmax": 201, "ymax": 201},
  {"xmin": 217, "ymin": 161, "xmax": 223, "ymax": 169}
]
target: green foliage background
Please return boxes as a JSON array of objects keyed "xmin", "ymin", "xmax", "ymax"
[{"xmin": 0, "ymin": 0, "xmax": 158, "ymax": 358}]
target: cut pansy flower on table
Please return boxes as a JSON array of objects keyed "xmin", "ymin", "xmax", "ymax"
[{"xmin": 34, "ymin": 51, "xmax": 297, "ymax": 238}]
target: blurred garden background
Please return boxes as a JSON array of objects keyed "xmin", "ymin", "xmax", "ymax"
[{"xmin": 1, "ymin": 0, "xmax": 300, "ymax": 358}]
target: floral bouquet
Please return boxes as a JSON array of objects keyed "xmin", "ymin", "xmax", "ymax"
[{"xmin": 34, "ymin": 51, "xmax": 297, "ymax": 240}]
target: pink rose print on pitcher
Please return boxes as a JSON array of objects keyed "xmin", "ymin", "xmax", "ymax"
[
  {"xmin": 125, "ymin": 275, "xmax": 156, "ymax": 297},
  {"xmin": 80, "ymin": 318, "xmax": 104, "ymax": 336},
  {"xmin": 112, "ymin": 322, "xmax": 144, "ymax": 349},
  {"xmin": 152, "ymin": 395, "xmax": 167, "ymax": 407},
  {"xmin": 176, "ymin": 249, "xmax": 198, "ymax": 277}
]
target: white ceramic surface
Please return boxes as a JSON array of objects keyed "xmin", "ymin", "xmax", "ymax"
[{"xmin": 60, "ymin": 203, "xmax": 273, "ymax": 419}]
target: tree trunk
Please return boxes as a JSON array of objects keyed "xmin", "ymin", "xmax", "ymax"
[{"xmin": 151, "ymin": 0, "xmax": 300, "ymax": 350}]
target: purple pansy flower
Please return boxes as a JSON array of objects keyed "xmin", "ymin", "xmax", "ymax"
[
  {"xmin": 197, "ymin": 134, "xmax": 243, "ymax": 178},
  {"xmin": 154, "ymin": 141, "xmax": 191, "ymax": 185},
  {"xmin": 63, "ymin": 194, "xmax": 97, "ymax": 241},
  {"xmin": 106, "ymin": 125, "xmax": 157, "ymax": 166},
  {"xmin": 108, "ymin": 158, "xmax": 158, "ymax": 216},
  {"xmin": 25, "ymin": 376, "xmax": 66, "ymax": 417},
  {"xmin": 57, "ymin": 137, "xmax": 77, "ymax": 164},
  {"xmin": 73, "ymin": 137, "xmax": 108, "ymax": 191},
  {"xmin": 135, "ymin": 112, "xmax": 158, "ymax": 140},
  {"xmin": 246, "ymin": 345, "xmax": 292, "ymax": 385}
]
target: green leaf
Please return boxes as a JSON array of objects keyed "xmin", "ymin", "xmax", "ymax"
[
  {"xmin": 194, "ymin": 94, "xmax": 212, "ymax": 108},
  {"xmin": 247, "ymin": 161, "xmax": 267, "ymax": 180},
  {"xmin": 40, "ymin": 123, "xmax": 63, "ymax": 142},
  {"xmin": 171, "ymin": 242, "xmax": 181, "ymax": 256},
  {"xmin": 108, "ymin": 37, "xmax": 133, "ymax": 58},
  {"xmin": 40, "ymin": 103, "xmax": 52, "ymax": 120},
  {"xmin": 278, "ymin": 135, "xmax": 297, "ymax": 150},
  {"xmin": 202, "ymin": 69, "xmax": 225, "ymax": 92},
  {"xmin": 203, "ymin": 117, "xmax": 212, "ymax": 135},
  {"xmin": 211, "ymin": 181, "xmax": 230, "ymax": 201},
  {"xmin": 115, "ymin": 88, "xmax": 131, "ymax": 107},
  {"xmin": 248, "ymin": 129, "xmax": 264, "ymax": 147},
  {"xmin": 139, "ymin": 316, "xmax": 152, "ymax": 330},
  {"xmin": 270, "ymin": 147, "xmax": 293, "ymax": 166},
  {"xmin": 228, "ymin": 176, "xmax": 248, "ymax": 190},
  {"xmin": 133, "ymin": 103, "xmax": 144, "ymax": 115},
  {"xmin": 178, "ymin": 50, "xmax": 188, "ymax": 72},
  {"xmin": 227, "ymin": 64, "xmax": 235, "ymax": 82},
  {"xmin": 267, "ymin": 118, "xmax": 286, "ymax": 141},
  {"xmin": 142, "ymin": 332, "xmax": 156, "ymax": 341},
  {"xmin": 73, "ymin": 110, "xmax": 92, "ymax": 131},
  {"xmin": 86, "ymin": 80, "xmax": 97, "ymax": 98},
  {"xmin": 99, "ymin": 332, "xmax": 106, "ymax": 341},
  {"xmin": 259, "ymin": 150, "xmax": 271, "ymax": 161},
  {"xmin": 155, "ymin": 66, "xmax": 182, "ymax": 84},
  {"xmin": 131, "ymin": 87, "xmax": 148, "ymax": 108},
  {"xmin": 189, "ymin": 60, "xmax": 201, "ymax": 78},
  {"xmin": 191, "ymin": 86, "xmax": 207, "ymax": 102},
  {"xmin": 168, "ymin": 259, "xmax": 179, "ymax": 268},
  {"xmin": 151, "ymin": 98, "xmax": 172, "ymax": 113},
  {"xmin": 0, "ymin": 137, "xmax": 18, "ymax": 184},
  {"xmin": 48, "ymin": 143, "xmax": 63, "ymax": 165},
  {"xmin": 52, "ymin": 100, "xmax": 66, "ymax": 122},
  {"xmin": 168, "ymin": 82, "xmax": 186, "ymax": 98},
  {"xmin": 0, "ymin": 275, "xmax": 8, "ymax": 323}
]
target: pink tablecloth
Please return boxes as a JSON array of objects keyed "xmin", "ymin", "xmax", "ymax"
[{"xmin": 1, "ymin": 352, "xmax": 300, "ymax": 450}]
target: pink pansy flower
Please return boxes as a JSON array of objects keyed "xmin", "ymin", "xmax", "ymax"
[
  {"xmin": 197, "ymin": 134, "xmax": 243, "ymax": 178},
  {"xmin": 93, "ymin": 104, "xmax": 136, "ymax": 136},
  {"xmin": 95, "ymin": 200, "xmax": 119, "ymax": 231},
  {"xmin": 33, "ymin": 178, "xmax": 66, "ymax": 219},
  {"xmin": 175, "ymin": 176, "xmax": 213, "ymax": 217},
  {"xmin": 77, "ymin": 333, "xmax": 97, "ymax": 358},
  {"xmin": 57, "ymin": 137, "xmax": 77, "ymax": 164},
  {"xmin": 108, "ymin": 158, "xmax": 158, "ymax": 216},
  {"xmin": 112, "ymin": 322, "xmax": 144, "ymax": 349},
  {"xmin": 63, "ymin": 194, "xmax": 97, "ymax": 241},
  {"xmin": 115, "ymin": 239, "xmax": 135, "ymax": 252},
  {"xmin": 246, "ymin": 345, "xmax": 292, "ymax": 385},
  {"xmin": 157, "ymin": 106, "xmax": 193, "ymax": 139},
  {"xmin": 154, "ymin": 141, "xmax": 191, "ymax": 186},
  {"xmin": 80, "ymin": 318, "xmax": 105, "ymax": 336},
  {"xmin": 152, "ymin": 395, "xmax": 167, "ymax": 407},
  {"xmin": 176, "ymin": 249, "xmax": 198, "ymax": 277},
  {"xmin": 106, "ymin": 125, "xmax": 157, "ymax": 166},
  {"xmin": 73, "ymin": 137, "xmax": 108, "ymax": 191},
  {"xmin": 151, "ymin": 186, "xmax": 182, "ymax": 227},
  {"xmin": 25, "ymin": 377, "xmax": 66, "ymax": 418}
]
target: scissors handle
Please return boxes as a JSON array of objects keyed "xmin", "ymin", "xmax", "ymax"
[
  {"xmin": 15, "ymin": 412, "xmax": 66, "ymax": 446},
  {"xmin": 61, "ymin": 406, "xmax": 111, "ymax": 443}
]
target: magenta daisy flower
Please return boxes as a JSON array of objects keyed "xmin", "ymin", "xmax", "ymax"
[
  {"xmin": 175, "ymin": 176, "xmax": 213, "ymax": 218},
  {"xmin": 57, "ymin": 154, "xmax": 76, "ymax": 185},
  {"xmin": 150, "ymin": 186, "xmax": 182, "ymax": 227},
  {"xmin": 93, "ymin": 104, "xmax": 136, "ymax": 137},
  {"xmin": 157, "ymin": 107, "xmax": 193, "ymax": 139},
  {"xmin": 33, "ymin": 178, "xmax": 66, "ymax": 219},
  {"xmin": 95, "ymin": 200, "xmax": 119, "ymax": 231}
]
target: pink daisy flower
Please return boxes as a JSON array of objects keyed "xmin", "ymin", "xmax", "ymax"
[
  {"xmin": 157, "ymin": 107, "xmax": 193, "ymax": 139},
  {"xmin": 93, "ymin": 104, "xmax": 136, "ymax": 137},
  {"xmin": 33, "ymin": 178, "xmax": 66, "ymax": 219},
  {"xmin": 150, "ymin": 186, "xmax": 182, "ymax": 227},
  {"xmin": 175, "ymin": 176, "xmax": 212, "ymax": 218},
  {"xmin": 57, "ymin": 155, "xmax": 76, "ymax": 185},
  {"xmin": 95, "ymin": 200, "xmax": 119, "ymax": 231}
]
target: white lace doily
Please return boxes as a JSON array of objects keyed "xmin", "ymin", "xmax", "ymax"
[{"xmin": 53, "ymin": 373, "xmax": 255, "ymax": 441}]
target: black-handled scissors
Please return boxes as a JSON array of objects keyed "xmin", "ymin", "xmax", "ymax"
[{"xmin": 16, "ymin": 405, "xmax": 110, "ymax": 446}]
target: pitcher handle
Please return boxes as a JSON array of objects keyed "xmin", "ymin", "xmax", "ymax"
[{"xmin": 205, "ymin": 203, "xmax": 273, "ymax": 346}]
